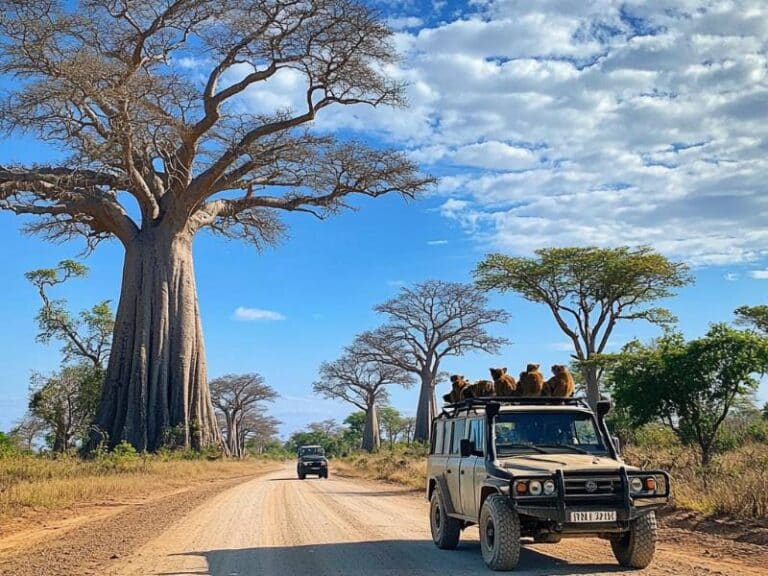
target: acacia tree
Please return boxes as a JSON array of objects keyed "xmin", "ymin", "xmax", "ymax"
[
  {"xmin": 29, "ymin": 365, "xmax": 103, "ymax": 452},
  {"xmin": 210, "ymin": 373, "xmax": 276, "ymax": 458},
  {"xmin": 0, "ymin": 1, "xmax": 431, "ymax": 451},
  {"xmin": 378, "ymin": 406, "xmax": 404, "ymax": 447},
  {"xmin": 26, "ymin": 260, "xmax": 114, "ymax": 369},
  {"xmin": 608, "ymin": 325, "xmax": 768, "ymax": 466},
  {"xmin": 314, "ymin": 340, "xmax": 413, "ymax": 452},
  {"xmin": 359, "ymin": 281, "xmax": 509, "ymax": 443},
  {"xmin": 476, "ymin": 247, "xmax": 692, "ymax": 408},
  {"xmin": 735, "ymin": 305, "xmax": 768, "ymax": 334}
]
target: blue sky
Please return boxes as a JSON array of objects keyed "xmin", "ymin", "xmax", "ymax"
[{"xmin": 1, "ymin": 0, "xmax": 767, "ymax": 436}]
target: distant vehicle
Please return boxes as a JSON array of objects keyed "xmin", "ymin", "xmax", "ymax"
[
  {"xmin": 297, "ymin": 445, "xmax": 329, "ymax": 480},
  {"xmin": 427, "ymin": 396, "xmax": 670, "ymax": 571}
]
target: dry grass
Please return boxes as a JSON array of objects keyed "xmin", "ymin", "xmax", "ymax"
[
  {"xmin": 623, "ymin": 442, "xmax": 768, "ymax": 520},
  {"xmin": 340, "ymin": 442, "xmax": 768, "ymax": 520},
  {"xmin": 336, "ymin": 450, "xmax": 427, "ymax": 490},
  {"xmin": 0, "ymin": 453, "xmax": 275, "ymax": 522}
]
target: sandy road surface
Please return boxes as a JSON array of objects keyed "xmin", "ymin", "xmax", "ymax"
[{"xmin": 111, "ymin": 463, "xmax": 767, "ymax": 576}]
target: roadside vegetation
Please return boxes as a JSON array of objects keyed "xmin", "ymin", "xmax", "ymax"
[{"xmin": 0, "ymin": 447, "xmax": 275, "ymax": 523}]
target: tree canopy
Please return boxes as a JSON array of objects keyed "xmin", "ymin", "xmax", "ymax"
[
  {"xmin": 314, "ymin": 339, "xmax": 413, "ymax": 451},
  {"xmin": 358, "ymin": 280, "xmax": 509, "ymax": 442},
  {"xmin": 735, "ymin": 305, "xmax": 768, "ymax": 334},
  {"xmin": 475, "ymin": 246, "xmax": 692, "ymax": 407},
  {"xmin": 608, "ymin": 324, "xmax": 768, "ymax": 466},
  {"xmin": 0, "ymin": 0, "xmax": 433, "ymax": 452},
  {"xmin": 26, "ymin": 260, "xmax": 113, "ymax": 368}
]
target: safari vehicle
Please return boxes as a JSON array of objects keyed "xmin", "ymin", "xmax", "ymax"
[
  {"xmin": 426, "ymin": 397, "xmax": 670, "ymax": 571},
  {"xmin": 297, "ymin": 445, "xmax": 329, "ymax": 479}
]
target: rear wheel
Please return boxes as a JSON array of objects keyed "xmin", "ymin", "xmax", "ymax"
[
  {"xmin": 610, "ymin": 511, "xmax": 657, "ymax": 569},
  {"xmin": 479, "ymin": 494, "xmax": 521, "ymax": 571},
  {"xmin": 429, "ymin": 487, "xmax": 461, "ymax": 550}
]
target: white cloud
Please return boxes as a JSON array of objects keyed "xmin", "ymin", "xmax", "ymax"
[
  {"xmin": 548, "ymin": 342, "xmax": 575, "ymax": 352},
  {"xmin": 427, "ymin": 239, "xmax": 449, "ymax": 245},
  {"xmin": 749, "ymin": 270, "xmax": 768, "ymax": 280},
  {"xmin": 221, "ymin": 0, "xmax": 768, "ymax": 267},
  {"xmin": 724, "ymin": 273, "xmax": 740, "ymax": 282},
  {"xmin": 387, "ymin": 16, "xmax": 424, "ymax": 30},
  {"xmin": 387, "ymin": 279, "xmax": 407, "ymax": 287},
  {"xmin": 233, "ymin": 307, "xmax": 286, "ymax": 322}
]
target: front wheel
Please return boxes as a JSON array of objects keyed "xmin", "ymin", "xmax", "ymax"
[
  {"xmin": 610, "ymin": 511, "xmax": 657, "ymax": 569},
  {"xmin": 479, "ymin": 494, "xmax": 521, "ymax": 571},
  {"xmin": 430, "ymin": 487, "xmax": 461, "ymax": 549}
]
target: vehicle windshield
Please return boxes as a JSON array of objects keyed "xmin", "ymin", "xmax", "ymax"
[
  {"xmin": 494, "ymin": 411, "xmax": 607, "ymax": 456},
  {"xmin": 298, "ymin": 446, "xmax": 325, "ymax": 457}
]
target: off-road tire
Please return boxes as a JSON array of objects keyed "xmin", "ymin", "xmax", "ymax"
[
  {"xmin": 610, "ymin": 511, "xmax": 657, "ymax": 569},
  {"xmin": 430, "ymin": 487, "xmax": 461, "ymax": 550},
  {"xmin": 479, "ymin": 494, "xmax": 521, "ymax": 571},
  {"xmin": 321, "ymin": 470, "xmax": 329, "ymax": 479},
  {"xmin": 298, "ymin": 470, "xmax": 306, "ymax": 480}
]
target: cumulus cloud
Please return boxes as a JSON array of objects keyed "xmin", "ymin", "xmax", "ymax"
[
  {"xmin": 233, "ymin": 307, "xmax": 286, "ymax": 322},
  {"xmin": 217, "ymin": 0, "xmax": 767, "ymax": 266},
  {"xmin": 749, "ymin": 270, "xmax": 768, "ymax": 280},
  {"xmin": 320, "ymin": 1, "xmax": 768, "ymax": 266},
  {"xmin": 724, "ymin": 273, "xmax": 740, "ymax": 282}
]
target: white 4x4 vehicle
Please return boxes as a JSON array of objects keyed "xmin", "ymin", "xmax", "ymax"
[{"xmin": 426, "ymin": 397, "xmax": 670, "ymax": 571}]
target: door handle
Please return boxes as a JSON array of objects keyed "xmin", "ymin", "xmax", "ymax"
[
  {"xmin": 460, "ymin": 470, "xmax": 465, "ymax": 475},
  {"xmin": 447, "ymin": 469, "xmax": 452, "ymax": 474}
]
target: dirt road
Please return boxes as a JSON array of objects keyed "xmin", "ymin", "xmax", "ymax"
[{"xmin": 111, "ymin": 463, "xmax": 767, "ymax": 576}]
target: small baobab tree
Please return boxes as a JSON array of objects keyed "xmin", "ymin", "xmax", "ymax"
[
  {"xmin": 0, "ymin": 0, "xmax": 432, "ymax": 451},
  {"xmin": 314, "ymin": 339, "xmax": 413, "ymax": 452},
  {"xmin": 359, "ymin": 281, "xmax": 510, "ymax": 443},
  {"xmin": 210, "ymin": 373, "xmax": 276, "ymax": 458}
]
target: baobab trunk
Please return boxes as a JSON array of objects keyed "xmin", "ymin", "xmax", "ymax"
[
  {"xmin": 92, "ymin": 226, "xmax": 220, "ymax": 451},
  {"xmin": 362, "ymin": 404, "xmax": 380, "ymax": 452},
  {"xmin": 413, "ymin": 373, "xmax": 436, "ymax": 443}
]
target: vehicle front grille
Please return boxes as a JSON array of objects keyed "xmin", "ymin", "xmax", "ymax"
[{"xmin": 563, "ymin": 475, "xmax": 622, "ymax": 500}]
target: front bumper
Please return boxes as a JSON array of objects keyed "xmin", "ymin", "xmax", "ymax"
[{"xmin": 510, "ymin": 467, "xmax": 670, "ymax": 527}]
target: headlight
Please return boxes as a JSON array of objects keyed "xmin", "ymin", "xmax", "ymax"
[
  {"xmin": 630, "ymin": 477, "xmax": 644, "ymax": 493},
  {"xmin": 515, "ymin": 481, "xmax": 528, "ymax": 495},
  {"xmin": 645, "ymin": 477, "xmax": 656, "ymax": 492},
  {"xmin": 528, "ymin": 480, "xmax": 542, "ymax": 496},
  {"xmin": 543, "ymin": 480, "xmax": 556, "ymax": 495}
]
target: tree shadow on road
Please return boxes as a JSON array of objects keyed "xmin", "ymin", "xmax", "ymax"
[{"xmin": 156, "ymin": 539, "xmax": 625, "ymax": 576}]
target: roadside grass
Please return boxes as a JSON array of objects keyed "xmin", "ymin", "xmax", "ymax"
[
  {"xmin": 335, "ymin": 445, "xmax": 428, "ymax": 490},
  {"xmin": 338, "ymin": 442, "xmax": 768, "ymax": 520},
  {"xmin": 0, "ymin": 451, "xmax": 276, "ymax": 522}
]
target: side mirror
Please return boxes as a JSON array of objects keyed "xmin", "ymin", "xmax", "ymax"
[
  {"xmin": 485, "ymin": 402, "xmax": 501, "ymax": 418},
  {"xmin": 596, "ymin": 399, "xmax": 612, "ymax": 419},
  {"xmin": 611, "ymin": 435, "xmax": 622, "ymax": 455},
  {"xmin": 460, "ymin": 438, "xmax": 474, "ymax": 458}
]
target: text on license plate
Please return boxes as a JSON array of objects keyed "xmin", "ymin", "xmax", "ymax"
[{"xmin": 569, "ymin": 510, "xmax": 617, "ymax": 523}]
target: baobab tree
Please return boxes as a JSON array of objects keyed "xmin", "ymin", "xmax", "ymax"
[
  {"xmin": 359, "ymin": 281, "xmax": 510, "ymax": 443},
  {"xmin": 0, "ymin": 1, "xmax": 431, "ymax": 451},
  {"xmin": 210, "ymin": 373, "xmax": 276, "ymax": 458},
  {"xmin": 314, "ymin": 339, "xmax": 413, "ymax": 452}
]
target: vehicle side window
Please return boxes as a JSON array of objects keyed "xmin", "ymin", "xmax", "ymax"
[
  {"xmin": 450, "ymin": 419, "xmax": 466, "ymax": 455},
  {"xmin": 468, "ymin": 418, "xmax": 485, "ymax": 456},
  {"xmin": 442, "ymin": 421, "xmax": 453, "ymax": 455},
  {"xmin": 433, "ymin": 421, "xmax": 444, "ymax": 454}
]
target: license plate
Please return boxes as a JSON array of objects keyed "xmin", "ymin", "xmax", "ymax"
[{"xmin": 569, "ymin": 510, "xmax": 617, "ymax": 523}]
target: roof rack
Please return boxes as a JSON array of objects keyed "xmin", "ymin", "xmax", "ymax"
[{"xmin": 438, "ymin": 396, "xmax": 591, "ymax": 418}]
